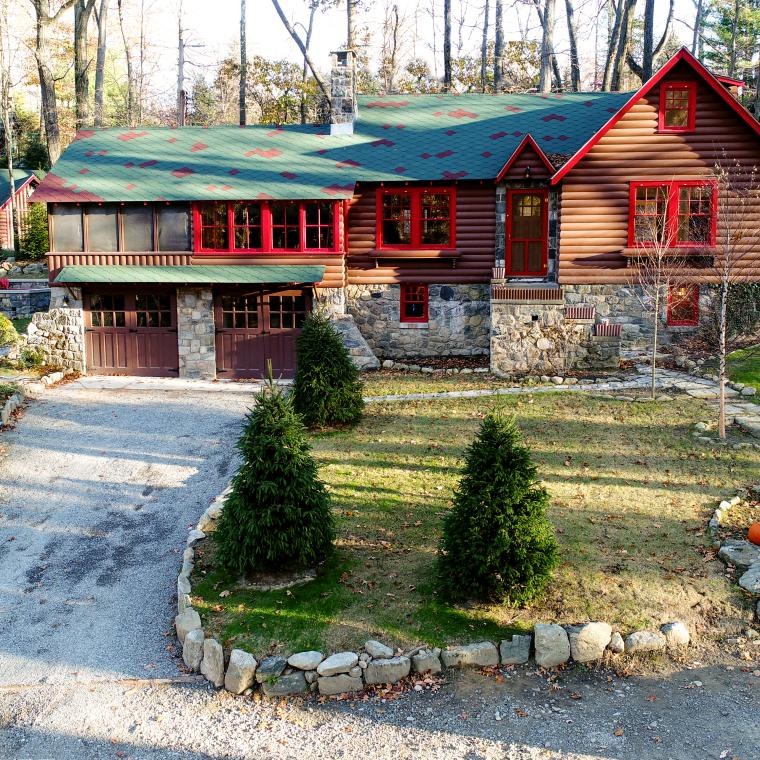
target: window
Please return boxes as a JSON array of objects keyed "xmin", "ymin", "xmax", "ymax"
[
  {"xmin": 629, "ymin": 181, "xmax": 716, "ymax": 248},
  {"xmin": 269, "ymin": 294, "xmax": 307, "ymax": 329},
  {"xmin": 89, "ymin": 294, "xmax": 126, "ymax": 327},
  {"xmin": 506, "ymin": 190, "xmax": 547, "ymax": 276},
  {"xmin": 135, "ymin": 293, "xmax": 172, "ymax": 328},
  {"xmin": 667, "ymin": 285, "xmax": 699, "ymax": 326},
  {"xmin": 659, "ymin": 82, "xmax": 696, "ymax": 133},
  {"xmin": 87, "ymin": 205, "xmax": 119, "ymax": 252},
  {"xmin": 220, "ymin": 295, "xmax": 260, "ymax": 329},
  {"xmin": 122, "ymin": 205, "xmax": 154, "ymax": 251},
  {"xmin": 156, "ymin": 204, "xmax": 191, "ymax": 251},
  {"xmin": 50, "ymin": 205, "xmax": 83, "ymax": 252},
  {"xmin": 377, "ymin": 188, "xmax": 455, "ymax": 249},
  {"xmin": 192, "ymin": 201, "xmax": 339, "ymax": 253},
  {"xmin": 400, "ymin": 284, "xmax": 428, "ymax": 323}
]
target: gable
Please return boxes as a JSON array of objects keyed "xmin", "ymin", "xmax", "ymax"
[{"xmin": 495, "ymin": 135, "xmax": 554, "ymax": 181}]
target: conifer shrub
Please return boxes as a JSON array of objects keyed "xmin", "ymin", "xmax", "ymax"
[
  {"xmin": 0, "ymin": 314, "xmax": 18, "ymax": 347},
  {"xmin": 20, "ymin": 203, "xmax": 49, "ymax": 260},
  {"xmin": 291, "ymin": 312, "xmax": 364, "ymax": 429},
  {"xmin": 438, "ymin": 411, "xmax": 558, "ymax": 605},
  {"xmin": 214, "ymin": 380, "xmax": 335, "ymax": 576}
]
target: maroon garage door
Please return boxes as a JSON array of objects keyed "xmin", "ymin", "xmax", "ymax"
[
  {"xmin": 214, "ymin": 289, "xmax": 309, "ymax": 379},
  {"xmin": 84, "ymin": 291, "xmax": 179, "ymax": 376}
]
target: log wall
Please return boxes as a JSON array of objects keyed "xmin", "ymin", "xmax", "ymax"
[{"xmin": 558, "ymin": 60, "xmax": 760, "ymax": 284}]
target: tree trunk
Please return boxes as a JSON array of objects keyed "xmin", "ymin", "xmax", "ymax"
[
  {"xmin": 177, "ymin": 3, "xmax": 185, "ymax": 126},
  {"xmin": 611, "ymin": 0, "xmax": 635, "ymax": 91},
  {"xmin": 564, "ymin": 0, "xmax": 580, "ymax": 91},
  {"xmin": 538, "ymin": 0, "xmax": 556, "ymax": 94},
  {"xmin": 93, "ymin": 0, "xmax": 108, "ymax": 127},
  {"xmin": 347, "ymin": 0, "xmax": 354, "ymax": 48},
  {"xmin": 300, "ymin": 4, "xmax": 316, "ymax": 124},
  {"xmin": 651, "ymin": 286, "xmax": 659, "ymax": 399},
  {"xmin": 117, "ymin": 0, "xmax": 135, "ymax": 127},
  {"xmin": 728, "ymin": 0, "xmax": 740, "ymax": 78},
  {"xmin": 494, "ymin": 0, "xmax": 503, "ymax": 92},
  {"xmin": 691, "ymin": 0, "xmax": 703, "ymax": 57},
  {"xmin": 642, "ymin": 0, "xmax": 654, "ymax": 81},
  {"xmin": 443, "ymin": 0, "xmax": 451, "ymax": 91},
  {"xmin": 480, "ymin": 0, "xmax": 489, "ymax": 93},
  {"xmin": 718, "ymin": 279, "xmax": 728, "ymax": 438},
  {"xmin": 602, "ymin": 0, "xmax": 623, "ymax": 91},
  {"xmin": 240, "ymin": 0, "xmax": 246, "ymax": 126},
  {"xmin": 270, "ymin": 0, "xmax": 329, "ymax": 99},
  {"xmin": 74, "ymin": 0, "xmax": 96, "ymax": 130},
  {"xmin": 1, "ymin": 1, "xmax": 17, "ymax": 249}
]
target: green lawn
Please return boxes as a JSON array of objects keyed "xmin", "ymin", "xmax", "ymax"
[
  {"xmin": 726, "ymin": 345, "xmax": 760, "ymax": 397},
  {"xmin": 190, "ymin": 387, "xmax": 757, "ymax": 659},
  {"xmin": 11, "ymin": 318, "xmax": 31, "ymax": 336}
]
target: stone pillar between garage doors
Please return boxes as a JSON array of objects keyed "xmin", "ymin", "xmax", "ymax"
[{"xmin": 176, "ymin": 288, "xmax": 216, "ymax": 380}]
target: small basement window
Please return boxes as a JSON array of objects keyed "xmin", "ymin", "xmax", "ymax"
[
  {"xmin": 659, "ymin": 82, "xmax": 696, "ymax": 133},
  {"xmin": 400, "ymin": 284, "xmax": 428, "ymax": 323},
  {"xmin": 667, "ymin": 284, "xmax": 699, "ymax": 326}
]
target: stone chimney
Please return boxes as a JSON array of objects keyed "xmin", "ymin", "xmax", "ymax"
[{"xmin": 330, "ymin": 50, "xmax": 357, "ymax": 135}]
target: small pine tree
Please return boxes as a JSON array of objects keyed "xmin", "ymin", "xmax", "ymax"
[
  {"xmin": 0, "ymin": 314, "xmax": 17, "ymax": 347},
  {"xmin": 214, "ymin": 380, "xmax": 335, "ymax": 576},
  {"xmin": 291, "ymin": 312, "xmax": 364, "ymax": 429},
  {"xmin": 20, "ymin": 203, "xmax": 49, "ymax": 260},
  {"xmin": 438, "ymin": 411, "xmax": 558, "ymax": 605}
]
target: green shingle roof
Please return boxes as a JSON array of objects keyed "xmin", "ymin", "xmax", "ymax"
[
  {"xmin": 0, "ymin": 169, "xmax": 33, "ymax": 207},
  {"xmin": 54, "ymin": 264, "xmax": 325, "ymax": 285},
  {"xmin": 33, "ymin": 92, "xmax": 632, "ymax": 204}
]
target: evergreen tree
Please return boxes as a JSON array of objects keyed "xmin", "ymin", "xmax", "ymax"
[
  {"xmin": 215, "ymin": 381, "xmax": 334, "ymax": 575},
  {"xmin": 292, "ymin": 312, "xmax": 364, "ymax": 429},
  {"xmin": 20, "ymin": 203, "xmax": 49, "ymax": 260},
  {"xmin": 438, "ymin": 411, "xmax": 558, "ymax": 604}
]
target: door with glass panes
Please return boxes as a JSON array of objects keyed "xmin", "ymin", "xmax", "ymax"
[
  {"xmin": 506, "ymin": 190, "xmax": 548, "ymax": 277},
  {"xmin": 214, "ymin": 288, "xmax": 310, "ymax": 379}
]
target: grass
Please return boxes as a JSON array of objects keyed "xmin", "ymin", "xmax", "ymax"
[
  {"xmin": 725, "ymin": 345, "xmax": 760, "ymax": 398},
  {"xmin": 11, "ymin": 318, "xmax": 31, "ymax": 335},
  {"xmin": 191, "ymin": 387, "xmax": 758, "ymax": 659},
  {"xmin": 0, "ymin": 381, "xmax": 20, "ymax": 404}
]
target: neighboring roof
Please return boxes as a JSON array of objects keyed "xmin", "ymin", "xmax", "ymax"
[
  {"xmin": 0, "ymin": 169, "xmax": 34, "ymax": 208},
  {"xmin": 53, "ymin": 264, "xmax": 326, "ymax": 285},
  {"xmin": 32, "ymin": 91, "xmax": 630, "ymax": 204},
  {"xmin": 552, "ymin": 47, "xmax": 760, "ymax": 185}
]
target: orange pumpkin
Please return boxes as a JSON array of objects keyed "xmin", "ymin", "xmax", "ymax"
[{"xmin": 749, "ymin": 522, "xmax": 760, "ymax": 546}]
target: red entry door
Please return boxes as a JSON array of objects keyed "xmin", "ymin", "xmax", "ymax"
[{"xmin": 506, "ymin": 190, "xmax": 548, "ymax": 277}]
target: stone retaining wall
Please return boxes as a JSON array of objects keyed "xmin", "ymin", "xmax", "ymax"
[
  {"xmin": 346, "ymin": 283, "xmax": 490, "ymax": 359},
  {"xmin": 26, "ymin": 288, "xmax": 85, "ymax": 372},
  {"xmin": 0, "ymin": 282, "xmax": 50, "ymax": 319}
]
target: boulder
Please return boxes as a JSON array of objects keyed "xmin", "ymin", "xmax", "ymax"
[
  {"xmin": 200, "ymin": 638, "xmax": 225, "ymax": 687},
  {"xmin": 262, "ymin": 672, "xmax": 308, "ymax": 697},
  {"xmin": 317, "ymin": 651, "xmax": 358, "ymax": 676},
  {"xmin": 177, "ymin": 574, "xmax": 191, "ymax": 596},
  {"xmin": 317, "ymin": 674, "xmax": 364, "ymax": 696},
  {"xmin": 363, "ymin": 655, "xmax": 411, "ymax": 685},
  {"xmin": 607, "ymin": 632, "xmax": 625, "ymax": 654},
  {"xmin": 411, "ymin": 650, "xmax": 442, "ymax": 674},
  {"xmin": 225, "ymin": 649, "xmax": 258, "ymax": 694},
  {"xmin": 174, "ymin": 609, "xmax": 201, "ymax": 644},
  {"xmin": 660, "ymin": 622, "xmax": 690, "ymax": 649},
  {"xmin": 566, "ymin": 622, "xmax": 612, "ymax": 663},
  {"xmin": 186, "ymin": 529, "xmax": 205, "ymax": 545},
  {"xmin": 182, "ymin": 628, "xmax": 204, "ymax": 672},
  {"xmin": 718, "ymin": 541, "xmax": 760, "ymax": 572},
  {"xmin": 741, "ymin": 386, "xmax": 757, "ymax": 396},
  {"xmin": 499, "ymin": 634, "xmax": 532, "ymax": 665},
  {"xmin": 739, "ymin": 563, "xmax": 760, "ymax": 594},
  {"xmin": 287, "ymin": 651, "xmax": 324, "ymax": 671},
  {"xmin": 255, "ymin": 655, "xmax": 287, "ymax": 683},
  {"xmin": 534, "ymin": 624, "xmax": 571, "ymax": 668},
  {"xmin": 440, "ymin": 641, "xmax": 499, "ymax": 668},
  {"xmin": 625, "ymin": 630, "xmax": 667, "ymax": 654},
  {"xmin": 365, "ymin": 640, "xmax": 394, "ymax": 659}
]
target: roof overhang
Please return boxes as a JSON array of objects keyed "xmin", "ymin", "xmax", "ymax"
[
  {"xmin": 53, "ymin": 264, "xmax": 326, "ymax": 286},
  {"xmin": 0, "ymin": 174, "xmax": 36, "ymax": 210},
  {"xmin": 550, "ymin": 47, "xmax": 760, "ymax": 186}
]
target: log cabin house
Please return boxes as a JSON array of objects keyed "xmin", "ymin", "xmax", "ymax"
[
  {"xmin": 29, "ymin": 47, "xmax": 760, "ymax": 379},
  {"xmin": 1, "ymin": 170, "xmax": 39, "ymax": 250}
]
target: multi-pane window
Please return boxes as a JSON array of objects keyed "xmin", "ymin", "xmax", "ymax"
[
  {"xmin": 233, "ymin": 203, "xmax": 263, "ymax": 250},
  {"xmin": 220, "ymin": 295, "xmax": 259, "ymax": 329},
  {"xmin": 193, "ymin": 201, "xmax": 338, "ymax": 253},
  {"xmin": 50, "ymin": 203, "xmax": 190, "ymax": 252},
  {"xmin": 89, "ymin": 294, "xmax": 126, "ymax": 327},
  {"xmin": 659, "ymin": 82, "xmax": 696, "ymax": 132},
  {"xmin": 198, "ymin": 202, "xmax": 229, "ymax": 250},
  {"xmin": 667, "ymin": 285, "xmax": 699, "ymax": 326},
  {"xmin": 400, "ymin": 284, "xmax": 428, "ymax": 323},
  {"xmin": 377, "ymin": 188, "xmax": 455, "ymax": 249},
  {"xmin": 629, "ymin": 181, "xmax": 716, "ymax": 248},
  {"xmin": 269, "ymin": 294, "xmax": 307, "ymax": 329},
  {"xmin": 135, "ymin": 293, "xmax": 173, "ymax": 328}
]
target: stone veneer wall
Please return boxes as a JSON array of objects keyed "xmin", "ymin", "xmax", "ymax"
[
  {"xmin": 177, "ymin": 288, "xmax": 216, "ymax": 380},
  {"xmin": 345, "ymin": 283, "xmax": 490, "ymax": 359},
  {"xmin": 26, "ymin": 287, "xmax": 86, "ymax": 372},
  {"xmin": 0, "ymin": 286, "xmax": 50, "ymax": 319}
]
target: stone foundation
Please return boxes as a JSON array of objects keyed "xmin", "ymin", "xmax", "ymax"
[
  {"xmin": 177, "ymin": 288, "xmax": 216, "ymax": 379},
  {"xmin": 26, "ymin": 287, "xmax": 85, "ymax": 372},
  {"xmin": 346, "ymin": 283, "xmax": 490, "ymax": 359}
]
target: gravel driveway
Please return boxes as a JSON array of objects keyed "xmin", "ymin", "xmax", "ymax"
[
  {"xmin": 0, "ymin": 381, "xmax": 252, "ymax": 686},
  {"xmin": 0, "ymin": 381, "xmax": 757, "ymax": 759}
]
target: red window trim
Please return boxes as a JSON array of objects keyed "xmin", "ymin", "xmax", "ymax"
[
  {"xmin": 627, "ymin": 180, "xmax": 717, "ymax": 249},
  {"xmin": 667, "ymin": 284, "xmax": 699, "ymax": 326},
  {"xmin": 505, "ymin": 188, "xmax": 548, "ymax": 277},
  {"xmin": 400, "ymin": 283, "xmax": 429, "ymax": 323},
  {"xmin": 192, "ymin": 200, "xmax": 340, "ymax": 255},
  {"xmin": 658, "ymin": 81, "xmax": 697, "ymax": 133},
  {"xmin": 376, "ymin": 186, "xmax": 456, "ymax": 250}
]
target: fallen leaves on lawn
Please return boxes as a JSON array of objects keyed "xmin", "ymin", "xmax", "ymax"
[{"xmin": 514, "ymin": 709, "xmax": 528, "ymax": 718}]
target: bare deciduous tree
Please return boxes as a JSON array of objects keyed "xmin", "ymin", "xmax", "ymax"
[
  {"xmin": 117, "ymin": 0, "xmax": 135, "ymax": 126},
  {"xmin": 602, "ymin": 0, "xmax": 634, "ymax": 91},
  {"xmin": 93, "ymin": 0, "xmax": 108, "ymax": 127},
  {"xmin": 443, "ymin": 0, "xmax": 451, "ymax": 91},
  {"xmin": 1, "ymin": 0, "xmax": 18, "ymax": 248},
  {"xmin": 564, "ymin": 0, "xmax": 579, "ymax": 91},
  {"xmin": 74, "ymin": 0, "xmax": 96, "ymax": 129},
  {"xmin": 479, "ymin": 0, "xmax": 489, "ymax": 92},
  {"xmin": 240, "ymin": 0, "xmax": 246, "ymax": 125},
  {"xmin": 494, "ymin": 0, "xmax": 503, "ymax": 92},
  {"xmin": 627, "ymin": 0, "xmax": 674, "ymax": 84}
]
